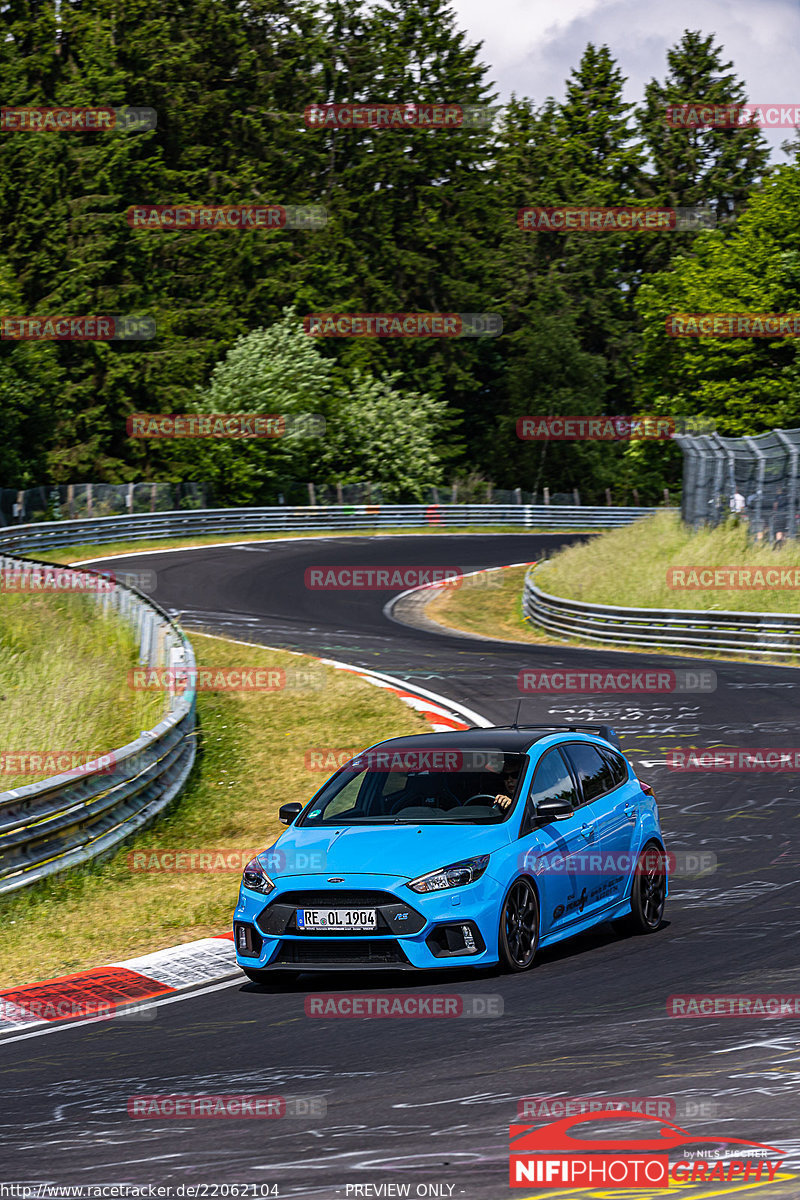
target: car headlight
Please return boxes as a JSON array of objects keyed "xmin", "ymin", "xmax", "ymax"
[
  {"xmin": 242, "ymin": 857, "xmax": 276, "ymax": 895},
  {"xmin": 407, "ymin": 854, "xmax": 490, "ymax": 894}
]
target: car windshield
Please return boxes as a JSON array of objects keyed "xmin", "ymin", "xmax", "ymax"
[{"xmin": 298, "ymin": 749, "xmax": 527, "ymax": 825}]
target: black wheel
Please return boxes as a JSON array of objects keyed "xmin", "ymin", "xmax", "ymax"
[
  {"xmin": 499, "ymin": 878, "xmax": 540, "ymax": 971},
  {"xmin": 629, "ymin": 842, "xmax": 667, "ymax": 933}
]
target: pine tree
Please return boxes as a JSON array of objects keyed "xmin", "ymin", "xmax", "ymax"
[{"xmin": 636, "ymin": 29, "xmax": 770, "ymax": 272}]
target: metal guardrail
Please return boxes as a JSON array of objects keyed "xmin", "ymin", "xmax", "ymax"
[
  {"xmin": 523, "ymin": 565, "xmax": 800, "ymax": 657},
  {"xmin": 0, "ymin": 504, "xmax": 670, "ymax": 553},
  {"xmin": 0, "ymin": 555, "xmax": 197, "ymax": 895}
]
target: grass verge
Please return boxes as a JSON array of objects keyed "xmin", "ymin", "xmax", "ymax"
[
  {"xmin": 0, "ymin": 593, "xmax": 165, "ymax": 788},
  {"xmin": 537, "ymin": 510, "xmax": 800, "ymax": 614},
  {"xmin": 0, "ymin": 633, "xmax": 428, "ymax": 989},
  {"xmin": 426, "ymin": 567, "xmax": 547, "ymax": 645},
  {"xmin": 424, "ymin": 518, "xmax": 800, "ymax": 664}
]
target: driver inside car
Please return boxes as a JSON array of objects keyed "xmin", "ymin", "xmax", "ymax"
[{"xmin": 492, "ymin": 764, "xmax": 521, "ymax": 811}]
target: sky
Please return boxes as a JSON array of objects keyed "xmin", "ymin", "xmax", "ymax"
[{"xmin": 445, "ymin": 0, "xmax": 800, "ymax": 159}]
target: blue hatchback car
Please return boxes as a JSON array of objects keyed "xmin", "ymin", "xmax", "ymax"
[{"xmin": 233, "ymin": 725, "xmax": 668, "ymax": 977}]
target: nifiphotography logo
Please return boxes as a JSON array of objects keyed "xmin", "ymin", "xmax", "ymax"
[{"xmin": 509, "ymin": 1112, "xmax": 791, "ymax": 1191}]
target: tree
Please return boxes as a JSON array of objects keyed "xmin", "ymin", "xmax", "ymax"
[
  {"xmin": 484, "ymin": 51, "xmax": 644, "ymax": 494},
  {"xmin": 323, "ymin": 370, "xmax": 446, "ymax": 499},
  {"xmin": 636, "ymin": 30, "xmax": 770, "ymax": 273},
  {"xmin": 0, "ymin": 254, "xmax": 63, "ymax": 486},
  {"xmin": 636, "ymin": 161, "xmax": 800, "ymax": 435},
  {"xmin": 304, "ymin": 0, "xmax": 500, "ymax": 436},
  {"xmin": 171, "ymin": 308, "xmax": 335, "ymax": 503},
  {"xmin": 0, "ymin": 0, "xmax": 331, "ymax": 482},
  {"xmin": 173, "ymin": 307, "xmax": 447, "ymax": 501}
]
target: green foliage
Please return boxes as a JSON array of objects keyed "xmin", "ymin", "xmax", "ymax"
[
  {"xmin": 172, "ymin": 308, "xmax": 445, "ymax": 502},
  {"xmin": 323, "ymin": 370, "xmax": 447, "ymax": 500},
  {"xmin": 637, "ymin": 163, "xmax": 800, "ymax": 433},
  {"xmin": 0, "ymin": 10, "xmax": 778, "ymax": 502}
]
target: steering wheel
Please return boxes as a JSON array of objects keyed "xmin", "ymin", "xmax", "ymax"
[
  {"xmin": 389, "ymin": 788, "xmax": 460, "ymax": 813},
  {"xmin": 463, "ymin": 793, "xmax": 502, "ymax": 807}
]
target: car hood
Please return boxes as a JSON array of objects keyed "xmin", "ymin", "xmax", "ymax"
[{"xmin": 263, "ymin": 822, "xmax": 512, "ymax": 880}]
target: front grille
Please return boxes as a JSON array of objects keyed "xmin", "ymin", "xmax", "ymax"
[
  {"xmin": 256, "ymin": 890, "xmax": 426, "ymax": 939},
  {"xmin": 274, "ymin": 891, "xmax": 399, "ymax": 907},
  {"xmin": 273, "ymin": 939, "xmax": 409, "ymax": 965}
]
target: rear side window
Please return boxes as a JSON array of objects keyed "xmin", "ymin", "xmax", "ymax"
[
  {"xmin": 600, "ymin": 748, "xmax": 628, "ymax": 787},
  {"xmin": 529, "ymin": 748, "xmax": 577, "ymax": 811},
  {"xmin": 562, "ymin": 742, "xmax": 615, "ymax": 804}
]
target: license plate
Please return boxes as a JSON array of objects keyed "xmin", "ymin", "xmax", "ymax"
[{"xmin": 297, "ymin": 908, "xmax": 377, "ymax": 930}]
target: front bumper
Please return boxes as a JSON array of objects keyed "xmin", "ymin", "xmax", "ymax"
[{"xmin": 233, "ymin": 872, "xmax": 501, "ymax": 971}]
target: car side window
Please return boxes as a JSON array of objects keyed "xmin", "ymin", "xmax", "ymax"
[
  {"xmin": 562, "ymin": 742, "xmax": 615, "ymax": 805},
  {"xmin": 600, "ymin": 747, "xmax": 628, "ymax": 787},
  {"xmin": 526, "ymin": 749, "xmax": 577, "ymax": 823}
]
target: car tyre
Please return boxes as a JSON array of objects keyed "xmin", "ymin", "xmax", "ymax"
[
  {"xmin": 498, "ymin": 878, "xmax": 540, "ymax": 972},
  {"xmin": 626, "ymin": 841, "xmax": 667, "ymax": 933}
]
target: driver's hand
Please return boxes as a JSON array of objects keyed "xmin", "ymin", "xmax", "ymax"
[{"xmin": 494, "ymin": 793, "xmax": 513, "ymax": 810}]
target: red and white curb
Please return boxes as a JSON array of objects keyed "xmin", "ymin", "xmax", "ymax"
[
  {"xmin": 0, "ymin": 933, "xmax": 240, "ymax": 1038},
  {"xmin": 319, "ymin": 659, "xmax": 489, "ymax": 733},
  {"xmin": 0, "ymin": 650, "xmax": 489, "ymax": 1039}
]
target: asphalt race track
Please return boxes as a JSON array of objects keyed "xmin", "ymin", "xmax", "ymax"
[{"xmin": 2, "ymin": 534, "xmax": 799, "ymax": 1198}]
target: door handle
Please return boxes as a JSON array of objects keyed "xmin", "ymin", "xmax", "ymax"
[
  {"xmin": 580, "ymin": 822, "xmax": 595, "ymax": 842},
  {"xmin": 624, "ymin": 802, "xmax": 637, "ymax": 823}
]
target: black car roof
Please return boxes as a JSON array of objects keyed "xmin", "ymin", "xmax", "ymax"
[{"xmin": 370, "ymin": 726, "xmax": 618, "ymax": 755}]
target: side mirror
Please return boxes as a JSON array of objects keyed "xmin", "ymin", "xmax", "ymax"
[
  {"xmin": 534, "ymin": 798, "xmax": 574, "ymax": 823},
  {"xmin": 279, "ymin": 802, "xmax": 303, "ymax": 825}
]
